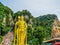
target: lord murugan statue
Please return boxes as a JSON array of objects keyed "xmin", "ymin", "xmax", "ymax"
[{"xmin": 14, "ymin": 16, "xmax": 27, "ymax": 45}]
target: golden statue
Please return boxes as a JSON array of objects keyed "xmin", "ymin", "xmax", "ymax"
[{"xmin": 14, "ymin": 16, "xmax": 27, "ymax": 45}]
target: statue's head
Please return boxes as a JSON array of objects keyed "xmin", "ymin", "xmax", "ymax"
[
  {"xmin": 18, "ymin": 16, "xmax": 20, "ymax": 19},
  {"xmin": 18, "ymin": 16, "xmax": 24, "ymax": 21}
]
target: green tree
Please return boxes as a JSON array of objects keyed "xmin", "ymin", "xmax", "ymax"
[
  {"xmin": 32, "ymin": 26, "xmax": 46, "ymax": 45},
  {"xmin": 0, "ymin": 2, "xmax": 14, "ymax": 36}
]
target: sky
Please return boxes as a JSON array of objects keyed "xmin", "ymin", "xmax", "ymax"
[{"xmin": 0, "ymin": 0, "xmax": 60, "ymax": 20}]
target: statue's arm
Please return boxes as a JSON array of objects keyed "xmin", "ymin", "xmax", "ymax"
[
  {"xmin": 25, "ymin": 22, "xmax": 27, "ymax": 29},
  {"xmin": 15, "ymin": 22, "xmax": 18, "ymax": 30}
]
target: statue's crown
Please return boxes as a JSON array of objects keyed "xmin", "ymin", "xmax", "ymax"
[
  {"xmin": 18, "ymin": 16, "xmax": 24, "ymax": 19},
  {"xmin": 18, "ymin": 16, "xmax": 20, "ymax": 19}
]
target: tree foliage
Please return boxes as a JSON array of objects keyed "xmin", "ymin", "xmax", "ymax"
[{"xmin": 0, "ymin": 2, "xmax": 13, "ymax": 36}]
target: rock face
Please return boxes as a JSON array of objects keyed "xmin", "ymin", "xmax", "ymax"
[{"xmin": 51, "ymin": 18, "xmax": 60, "ymax": 38}]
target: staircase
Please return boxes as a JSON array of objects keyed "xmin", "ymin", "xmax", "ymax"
[{"xmin": 0, "ymin": 32, "xmax": 13, "ymax": 45}]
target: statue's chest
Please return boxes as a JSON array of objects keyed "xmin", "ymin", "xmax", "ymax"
[{"xmin": 18, "ymin": 23, "xmax": 25, "ymax": 27}]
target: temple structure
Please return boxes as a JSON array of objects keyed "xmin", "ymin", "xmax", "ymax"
[{"xmin": 44, "ymin": 18, "xmax": 60, "ymax": 45}]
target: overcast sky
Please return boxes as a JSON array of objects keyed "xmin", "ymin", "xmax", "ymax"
[{"xmin": 0, "ymin": 0, "xmax": 60, "ymax": 20}]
